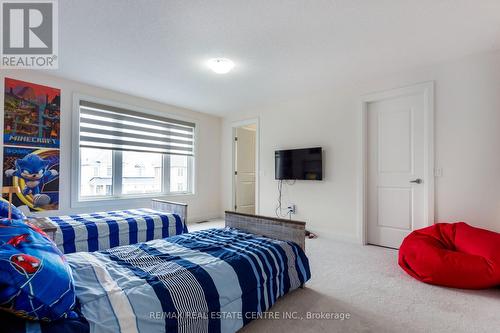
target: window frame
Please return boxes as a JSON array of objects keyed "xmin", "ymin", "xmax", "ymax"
[{"xmin": 71, "ymin": 94, "xmax": 196, "ymax": 208}]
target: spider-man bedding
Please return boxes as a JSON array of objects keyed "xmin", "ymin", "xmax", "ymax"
[
  {"xmin": 2, "ymin": 228, "xmax": 311, "ymax": 333},
  {"xmin": 0, "ymin": 218, "xmax": 76, "ymax": 322}
]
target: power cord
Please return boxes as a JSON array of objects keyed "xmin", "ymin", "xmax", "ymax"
[
  {"xmin": 275, "ymin": 179, "xmax": 284, "ymax": 218},
  {"xmin": 275, "ymin": 179, "xmax": 295, "ymax": 219}
]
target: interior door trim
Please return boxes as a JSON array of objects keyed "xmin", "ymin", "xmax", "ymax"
[
  {"xmin": 231, "ymin": 118, "xmax": 260, "ymax": 215},
  {"xmin": 358, "ymin": 81, "xmax": 435, "ymax": 245}
]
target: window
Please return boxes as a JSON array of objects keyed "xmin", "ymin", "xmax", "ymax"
[
  {"xmin": 170, "ymin": 155, "xmax": 189, "ymax": 193},
  {"xmin": 75, "ymin": 98, "xmax": 195, "ymax": 202},
  {"xmin": 80, "ymin": 147, "xmax": 112, "ymax": 197},
  {"xmin": 122, "ymin": 151, "xmax": 162, "ymax": 195}
]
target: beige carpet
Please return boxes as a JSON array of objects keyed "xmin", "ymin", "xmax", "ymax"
[{"xmin": 189, "ymin": 220, "xmax": 500, "ymax": 333}]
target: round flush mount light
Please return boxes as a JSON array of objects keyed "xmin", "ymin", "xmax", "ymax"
[{"xmin": 207, "ymin": 58, "xmax": 235, "ymax": 74}]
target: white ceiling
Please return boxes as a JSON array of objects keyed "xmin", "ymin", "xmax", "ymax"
[{"xmin": 56, "ymin": 0, "xmax": 500, "ymax": 116}]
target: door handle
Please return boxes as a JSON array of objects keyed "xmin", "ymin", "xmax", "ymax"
[{"xmin": 410, "ymin": 178, "xmax": 422, "ymax": 184}]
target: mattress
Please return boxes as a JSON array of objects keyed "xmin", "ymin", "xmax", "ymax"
[
  {"xmin": 49, "ymin": 208, "xmax": 188, "ymax": 254},
  {"xmin": 3, "ymin": 227, "xmax": 310, "ymax": 333}
]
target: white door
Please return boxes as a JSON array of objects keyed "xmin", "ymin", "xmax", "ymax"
[
  {"xmin": 367, "ymin": 91, "xmax": 427, "ymax": 248},
  {"xmin": 235, "ymin": 127, "xmax": 256, "ymax": 214}
]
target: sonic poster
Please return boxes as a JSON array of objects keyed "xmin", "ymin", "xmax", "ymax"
[
  {"xmin": 4, "ymin": 78, "xmax": 61, "ymax": 148},
  {"xmin": 3, "ymin": 146, "xmax": 60, "ymax": 211}
]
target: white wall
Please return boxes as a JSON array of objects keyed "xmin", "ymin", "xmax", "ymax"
[
  {"xmin": 0, "ymin": 70, "xmax": 222, "ymax": 222},
  {"xmin": 221, "ymin": 50, "xmax": 500, "ymax": 240}
]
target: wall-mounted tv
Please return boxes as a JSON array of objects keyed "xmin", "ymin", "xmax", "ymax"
[{"xmin": 275, "ymin": 147, "xmax": 323, "ymax": 180}]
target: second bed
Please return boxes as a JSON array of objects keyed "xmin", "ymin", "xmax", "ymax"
[{"xmin": 3, "ymin": 211, "xmax": 310, "ymax": 333}]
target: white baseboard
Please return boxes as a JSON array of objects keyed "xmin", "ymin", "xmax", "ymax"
[
  {"xmin": 187, "ymin": 213, "xmax": 223, "ymax": 224},
  {"xmin": 307, "ymin": 228, "xmax": 361, "ymax": 244}
]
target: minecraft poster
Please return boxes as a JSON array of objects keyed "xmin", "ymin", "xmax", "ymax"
[
  {"xmin": 2, "ymin": 146, "xmax": 60, "ymax": 212},
  {"xmin": 3, "ymin": 78, "xmax": 60, "ymax": 148}
]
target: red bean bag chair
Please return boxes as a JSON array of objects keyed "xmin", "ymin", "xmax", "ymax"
[{"xmin": 398, "ymin": 222, "xmax": 500, "ymax": 289}]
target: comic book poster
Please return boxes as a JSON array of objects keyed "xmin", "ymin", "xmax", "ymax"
[
  {"xmin": 2, "ymin": 146, "xmax": 60, "ymax": 211},
  {"xmin": 4, "ymin": 78, "xmax": 60, "ymax": 148}
]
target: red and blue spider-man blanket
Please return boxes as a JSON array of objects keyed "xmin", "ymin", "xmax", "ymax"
[{"xmin": 0, "ymin": 218, "xmax": 76, "ymax": 321}]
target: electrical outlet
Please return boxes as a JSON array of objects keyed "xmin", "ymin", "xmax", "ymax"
[{"xmin": 287, "ymin": 204, "xmax": 296, "ymax": 214}]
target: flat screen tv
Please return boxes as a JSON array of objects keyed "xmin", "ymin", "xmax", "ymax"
[{"xmin": 275, "ymin": 147, "xmax": 323, "ymax": 180}]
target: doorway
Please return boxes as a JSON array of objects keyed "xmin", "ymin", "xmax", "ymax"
[
  {"xmin": 360, "ymin": 82, "xmax": 434, "ymax": 248},
  {"xmin": 232, "ymin": 120, "xmax": 258, "ymax": 214}
]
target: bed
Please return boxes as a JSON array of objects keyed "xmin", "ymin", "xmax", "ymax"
[
  {"xmin": 43, "ymin": 199, "xmax": 188, "ymax": 254},
  {"xmin": 1, "ymin": 211, "xmax": 310, "ymax": 333}
]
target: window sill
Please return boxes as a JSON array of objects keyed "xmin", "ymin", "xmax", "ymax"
[{"xmin": 71, "ymin": 192, "xmax": 195, "ymax": 209}]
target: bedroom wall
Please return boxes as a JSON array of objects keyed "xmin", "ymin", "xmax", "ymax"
[
  {"xmin": 221, "ymin": 49, "xmax": 500, "ymax": 240},
  {"xmin": 0, "ymin": 70, "xmax": 222, "ymax": 222}
]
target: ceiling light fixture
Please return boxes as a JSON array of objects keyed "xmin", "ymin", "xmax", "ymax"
[{"xmin": 207, "ymin": 58, "xmax": 235, "ymax": 74}]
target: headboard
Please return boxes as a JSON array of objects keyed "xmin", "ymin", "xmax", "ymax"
[
  {"xmin": 225, "ymin": 211, "xmax": 306, "ymax": 251},
  {"xmin": 152, "ymin": 199, "xmax": 188, "ymax": 225}
]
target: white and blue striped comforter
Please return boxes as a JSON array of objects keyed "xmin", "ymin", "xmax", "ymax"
[
  {"xmin": 66, "ymin": 227, "xmax": 311, "ymax": 333},
  {"xmin": 49, "ymin": 209, "xmax": 187, "ymax": 254}
]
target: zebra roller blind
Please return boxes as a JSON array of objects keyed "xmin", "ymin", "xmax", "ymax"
[{"xmin": 79, "ymin": 100, "xmax": 195, "ymax": 156}]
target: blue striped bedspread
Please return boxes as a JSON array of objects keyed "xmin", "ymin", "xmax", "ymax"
[
  {"xmin": 70, "ymin": 228, "xmax": 310, "ymax": 333},
  {"xmin": 5, "ymin": 227, "xmax": 310, "ymax": 333},
  {"xmin": 49, "ymin": 208, "xmax": 187, "ymax": 254}
]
